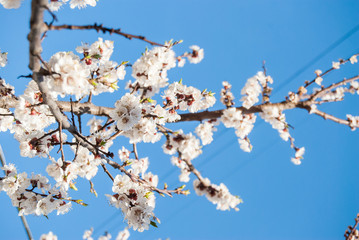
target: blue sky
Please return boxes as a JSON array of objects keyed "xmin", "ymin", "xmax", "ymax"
[{"xmin": 0, "ymin": 0, "xmax": 358, "ymax": 239}]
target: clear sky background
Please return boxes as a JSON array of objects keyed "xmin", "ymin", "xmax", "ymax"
[{"xmin": 0, "ymin": 1, "xmax": 358, "ymax": 239}]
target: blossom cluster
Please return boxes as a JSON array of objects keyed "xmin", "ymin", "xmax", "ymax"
[
  {"xmin": 347, "ymin": 114, "xmax": 359, "ymax": 131},
  {"xmin": 259, "ymin": 106, "xmax": 290, "ymax": 141},
  {"xmin": 0, "ymin": 79, "xmax": 15, "ymax": 132},
  {"xmin": 195, "ymin": 119, "xmax": 219, "ymax": 146},
  {"xmin": 49, "ymin": 0, "xmax": 97, "ymax": 11},
  {"xmin": 183, "ymin": 45, "xmax": 204, "ymax": 64},
  {"xmin": 193, "ymin": 178, "xmax": 242, "ymax": 211},
  {"xmin": 163, "ymin": 131, "xmax": 202, "ymax": 162},
  {"xmin": 40, "ymin": 227, "xmax": 130, "ymax": 240},
  {"xmin": 44, "ymin": 38, "xmax": 126, "ymax": 100},
  {"xmin": 220, "ymin": 81, "xmax": 235, "ymax": 107},
  {"xmin": 109, "ymin": 93, "xmax": 142, "ymax": 131},
  {"xmin": 106, "ymin": 150, "xmax": 158, "ymax": 232},
  {"xmin": 0, "ymin": 49, "xmax": 7, "ymax": 67},
  {"xmin": 163, "ymin": 81, "xmax": 216, "ymax": 113},
  {"xmin": 240, "ymin": 71, "xmax": 272, "ymax": 109},
  {"xmin": 221, "ymin": 108, "xmax": 256, "ymax": 152},
  {"xmin": 15, "ymin": 80, "xmax": 55, "ymax": 132},
  {"xmin": 129, "ymin": 46, "xmax": 177, "ymax": 98},
  {"xmin": 0, "ymin": 0, "xmax": 98, "ymax": 10},
  {"xmin": 0, "ymin": 164, "xmax": 72, "ymax": 217},
  {"xmin": 259, "ymin": 106, "xmax": 305, "ymax": 165},
  {"xmin": 162, "ymin": 131, "xmax": 202, "ymax": 182},
  {"xmin": 76, "ymin": 38, "xmax": 126, "ymax": 95},
  {"xmin": 83, "ymin": 227, "xmax": 130, "ymax": 240}
]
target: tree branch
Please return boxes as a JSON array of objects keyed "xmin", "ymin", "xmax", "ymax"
[{"xmin": 46, "ymin": 23, "xmax": 164, "ymax": 46}]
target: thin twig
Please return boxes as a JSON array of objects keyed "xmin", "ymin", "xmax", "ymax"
[
  {"xmin": 133, "ymin": 143, "xmax": 139, "ymax": 160},
  {"xmin": 101, "ymin": 163, "xmax": 114, "ymax": 182},
  {"xmin": 70, "ymin": 97, "xmax": 76, "ymax": 128},
  {"xmin": 77, "ymin": 114, "xmax": 82, "ymax": 133},
  {"xmin": 46, "ymin": 23, "xmax": 164, "ymax": 46},
  {"xmin": 57, "ymin": 122, "xmax": 65, "ymax": 162}
]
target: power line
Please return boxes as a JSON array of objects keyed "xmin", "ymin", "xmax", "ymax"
[{"xmin": 273, "ymin": 23, "xmax": 359, "ymax": 94}]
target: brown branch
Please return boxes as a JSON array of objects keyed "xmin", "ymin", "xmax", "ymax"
[
  {"xmin": 28, "ymin": 0, "xmax": 113, "ymax": 170},
  {"xmin": 303, "ymin": 56, "xmax": 356, "ymax": 91},
  {"xmin": 345, "ymin": 213, "xmax": 359, "ymax": 240},
  {"xmin": 104, "ymin": 157, "xmax": 186, "ymax": 197},
  {"xmin": 304, "ymin": 107, "xmax": 350, "ymax": 125},
  {"xmin": 46, "ymin": 23, "xmax": 164, "ymax": 47},
  {"xmin": 133, "ymin": 143, "xmax": 139, "ymax": 160},
  {"xmin": 57, "ymin": 122, "xmax": 65, "ymax": 162},
  {"xmin": 310, "ymin": 75, "xmax": 359, "ymax": 101},
  {"xmin": 24, "ymin": 189, "xmax": 88, "ymax": 206},
  {"xmin": 106, "ymin": 130, "xmax": 122, "ymax": 142},
  {"xmin": 90, "ymin": 119, "xmax": 115, "ymax": 137},
  {"xmin": 101, "ymin": 163, "xmax": 114, "ymax": 182}
]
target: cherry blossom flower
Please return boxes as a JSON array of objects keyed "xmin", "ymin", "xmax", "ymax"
[
  {"xmin": 0, "ymin": 50, "xmax": 7, "ymax": 67},
  {"xmin": 45, "ymin": 52, "xmax": 91, "ymax": 99},
  {"xmin": 109, "ymin": 93, "xmax": 142, "ymax": 131},
  {"xmin": 193, "ymin": 178, "xmax": 242, "ymax": 211},
  {"xmin": 40, "ymin": 231, "xmax": 58, "ymax": 240},
  {"xmin": 186, "ymin": 45, "xmax": 204, "ymax": 64},
  {"xmin": 0, "ymin": 0, "xmax": 22, "ymax": 9}
]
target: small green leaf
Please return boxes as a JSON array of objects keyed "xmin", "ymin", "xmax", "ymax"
[
  {"xmin": 75, "ymin": 199, "xmax": 88, "ymax": 206},
  {"xmin": 70, "ymin": 182, "xmax": 78, "ymax": 191},
  {"xmin": 144, "ymin": 192, "xmax": 154, "ymax": 199},
  {"xmin": 150, "ymin": 220, "xmax": 158, "ymax": 228},
  {"xmin": 90, "ymin": 80, "xmax": 98, "ymax": 86},
  {"xmin": 91, "ymin": 54, "xmax": 102, "ymax": 59}
]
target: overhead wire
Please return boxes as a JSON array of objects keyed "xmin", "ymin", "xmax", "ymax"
[{"xmin": 273, "ymin": 23, "xmax": 359, "ymax": 94}]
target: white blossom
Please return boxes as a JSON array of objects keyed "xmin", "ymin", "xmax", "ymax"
[
  {"xmin": 109, "ymin": 93, "xmax": 142, "ymax": 131},
  {"xmin": 0, "ymin": 0, "xmax": 22, "ymax": 9},
  {"xmin": 0, "ymin": 50, "xmax": 7, "ymax": 67},
  {"xmin": 69, "ymin": 0, "xmax": 97, "ymax": 9},
  {"xmin": 107, "ymin": 173, "xmax": 157, "ymax": 232},
  {"xmin": 193, "ymin": 178, "xmax": 242, "ymax": 211},
  {"xmin": 116, "ymin": 228, "xmax": 130, "ymax": 240},
  {"xmin": 186, "ymin": 45, "xmax": 204, "ymax": 64},
  {"xmin": 40, "ymin": 231, "xmax": 58, "ymax": 240},
  {"xmin": 195, "ymin": 120, "xmax": 218, "ymax": 145},
  {"xmin": 347, "ymin": 114, "xmax": 359, "ymax": 131},
  {"xmin": 131, "ymin": 46, "xmax": 176, "ymax": 97},
  {"xmin": 315, "ymin": 77, "xmax": 323, "ymax": 86},
  {"xmin": 350, "ymin": 55, "xmax": 358, "ymax": 64},
  {"xmin": 45, "ymin": 52, "xmax": 91, "ymax": 99},
  {"xmin": 332, "ymin": 61, "xmax": 340, "ymax": 69},
  {"xmin": 240, "ymin": 72, "xmax": 268, "ymax": 109},
  {"xmin": 83, "ymin": 228, "xmax": 94, "ymax": 240}
]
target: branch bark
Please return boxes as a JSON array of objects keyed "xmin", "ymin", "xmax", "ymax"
[{"xmin": 46, "ymin": 23, "xmax": 164, "ymax": 46}]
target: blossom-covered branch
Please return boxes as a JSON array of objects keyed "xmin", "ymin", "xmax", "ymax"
[{"xmin": 0, "ymin": 0, "xmax": 357, "ymax": 236}]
